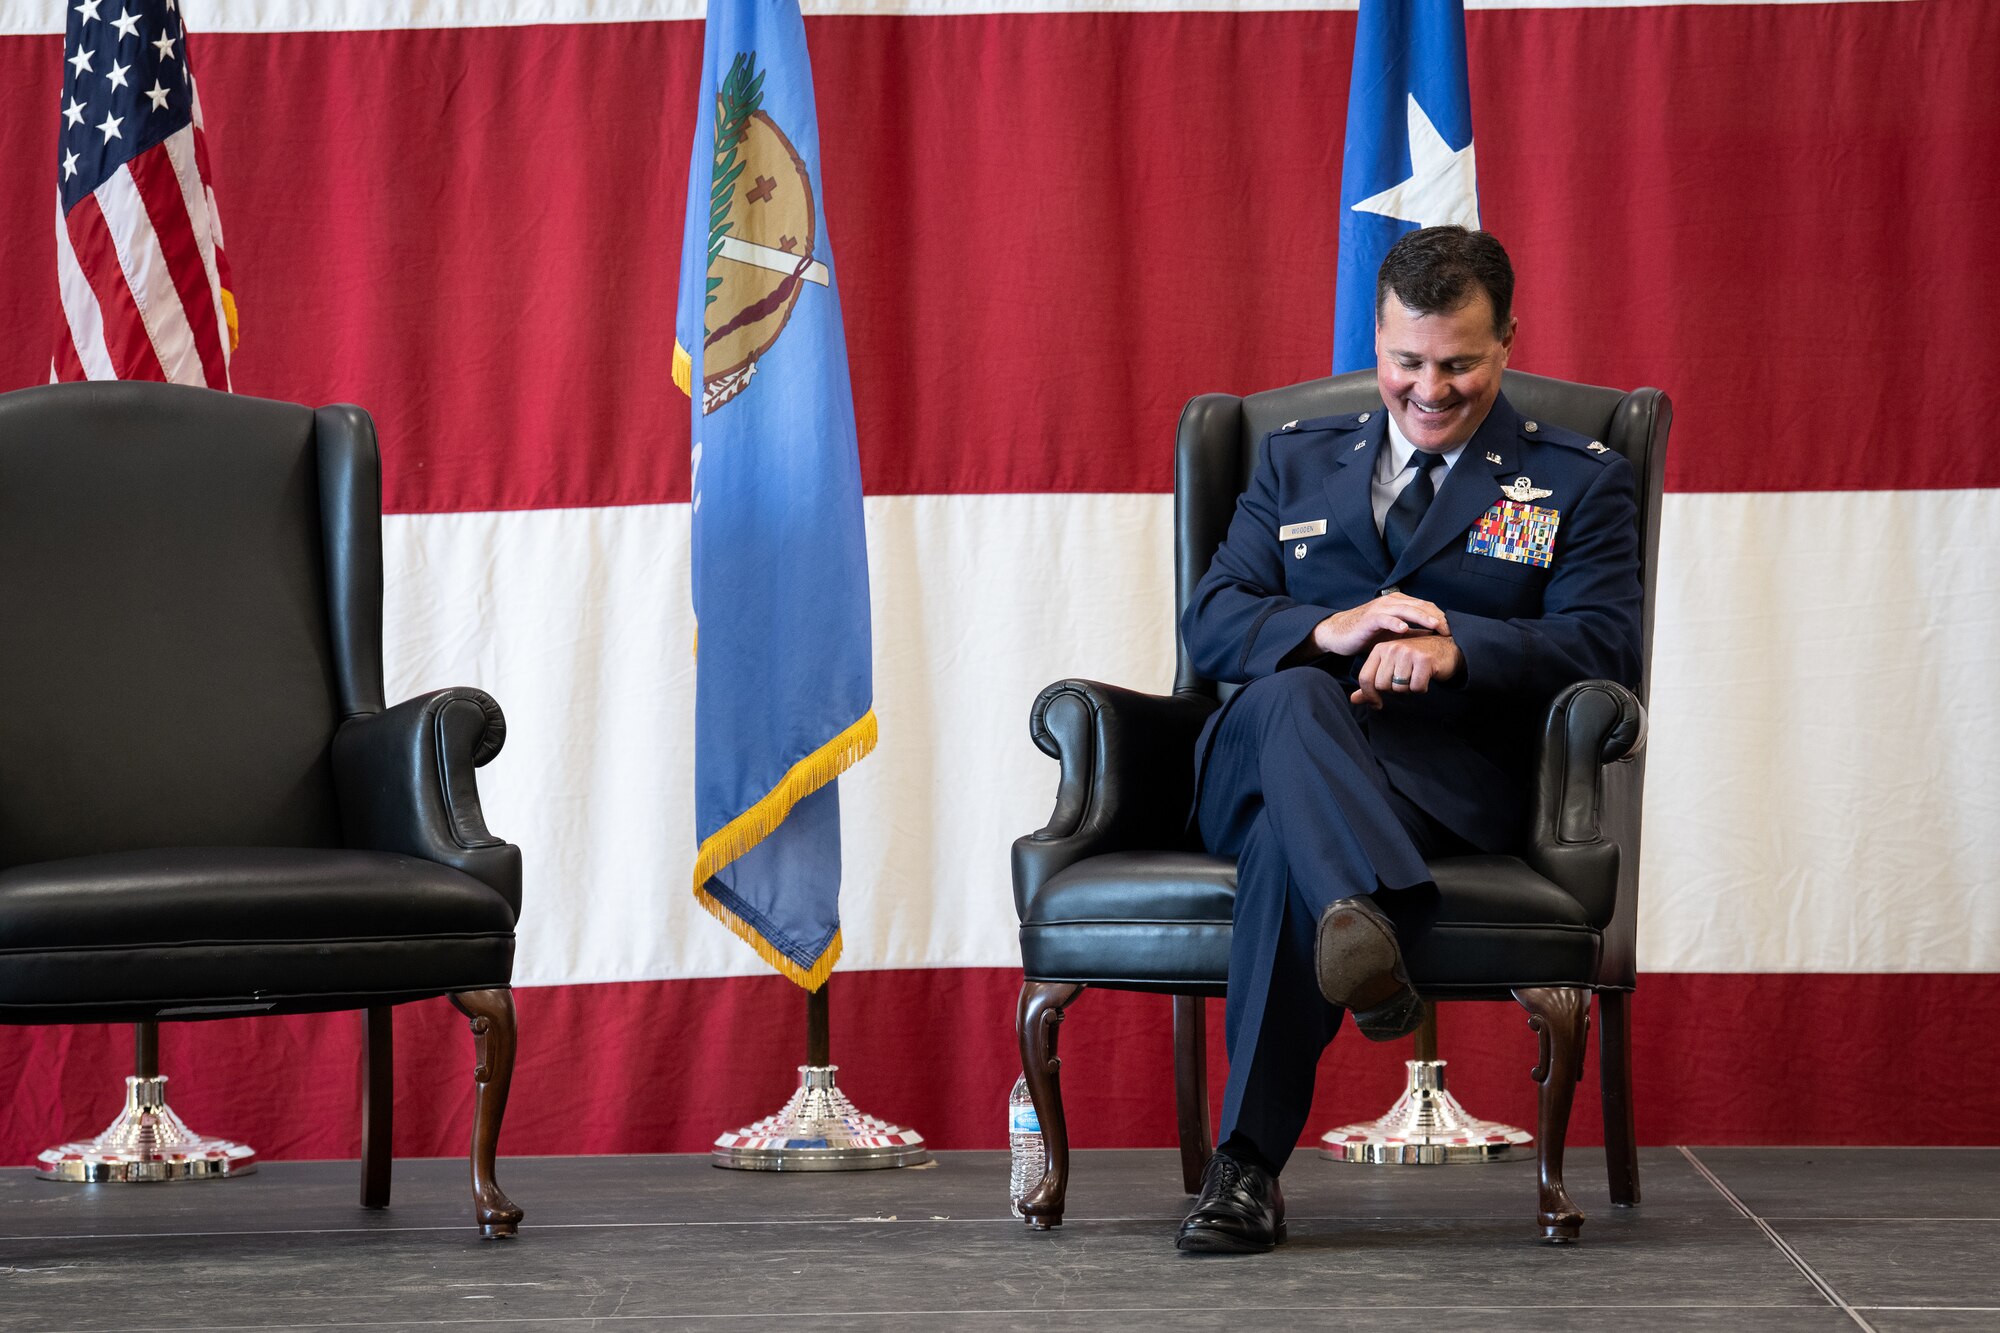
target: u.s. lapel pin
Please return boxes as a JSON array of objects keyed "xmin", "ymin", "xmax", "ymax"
[
  {"xmin": 1485, "ymin": 450, "xmax": 1503, "ymax": 464},
  {"xmin": 1352, "ymin": 440, "xmax": 1367, "ymax": 451},
  {"xmin": 1502, "ymin": 475, "xmax": 1554, "ymax": 502}
]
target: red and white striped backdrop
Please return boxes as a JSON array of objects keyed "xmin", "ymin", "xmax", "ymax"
[{"xmin": 1, "ymin": 0, "xmax": 1996, "ymax": 1164}]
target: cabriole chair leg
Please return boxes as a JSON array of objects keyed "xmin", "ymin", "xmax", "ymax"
[
  {"xmin": 450, "ymin": 988, "xmax": 525, "ymax": 1239},
  {"xmin": 1513, "ymin": 986, "xmax": 1590, "ymax": 1243},
  {"xmin": 1017, "ymin": 980, "xmax": 1085, "ymax": 1230}
]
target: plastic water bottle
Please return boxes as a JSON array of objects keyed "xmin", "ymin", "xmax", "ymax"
[{"xmin": 1007, "ymin": 1074, "xmax": 1044, "ymax": 1218}]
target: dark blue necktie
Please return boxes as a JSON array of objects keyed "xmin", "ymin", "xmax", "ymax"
[{"xmin": 1383, "ymin": 451, "xmax": 1446, "ymax": 566}]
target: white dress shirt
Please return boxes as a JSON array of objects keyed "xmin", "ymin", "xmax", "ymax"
[{"xmin": 1371, "ymin": 414, "xmax": 1466, "ymax": 535}]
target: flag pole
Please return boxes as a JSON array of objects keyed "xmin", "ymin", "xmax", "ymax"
[
  {"xmin": 710, "ymin": 974, "xmax": 929, "ymax": 1171},
  {"xmin": 806, "ymin": 982, "xmax": 831, "ymax": 1067}
]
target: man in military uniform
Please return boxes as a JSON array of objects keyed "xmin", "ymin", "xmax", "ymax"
[{"xmin": 1175, "ymin": 226, "xmax": 1643, "ymax": 1253}]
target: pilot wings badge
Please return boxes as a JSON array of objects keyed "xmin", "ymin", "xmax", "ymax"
[{"xmin": 1502, "ymin": 476, "xmax": 1554, "ymax": 502}]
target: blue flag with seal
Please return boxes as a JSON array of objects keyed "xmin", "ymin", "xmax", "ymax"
[
  {"xmin": 672, "ymin": 0, "xmax": 873, "ymax": 990},
  {"xmin": 1332, "ymin": 0, "xmax": 1480, "ymax": 374}
]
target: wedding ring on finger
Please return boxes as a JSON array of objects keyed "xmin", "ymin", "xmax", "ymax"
[{"xmin": 1392, "ymin": 675, "xmax": 1411, "ymax": 686}]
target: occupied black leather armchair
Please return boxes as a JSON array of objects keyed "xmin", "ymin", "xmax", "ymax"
[
  {"xmin": 1012, "ymin": 368, "xmax": 1670, "ymax": 1242},
  {"xmin": 0, "ymin": 382, "xmax": 524, "ymax": 1237}
]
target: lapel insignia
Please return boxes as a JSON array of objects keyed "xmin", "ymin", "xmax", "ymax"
[
  {"xmin": 1502, "ymin": 476, "xmax": 1554, "ymax": 502},
  {"xmin": 1485, "ymin": 450, "xmax": 1503, "ymax": 464},
  {"xmin": 1587, "ymin": 441, "xmax": 1609, "ymax": 454},
  {"xmin": 1352, "ymin": 440, "xmax": 1367, "ymax": 451},
  {"xmin": 1280, "ymin": 420, "xmax": 1298, "ymax": 430}
]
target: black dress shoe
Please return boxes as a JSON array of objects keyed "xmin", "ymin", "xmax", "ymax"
[
  {"xmin": 1316, "ymin": 894, "xmax": 1423, "ymax": 1041},
  {"xmin": 1176, "ymin": 1150, "xmax": 1286, "ymax": 1254}
]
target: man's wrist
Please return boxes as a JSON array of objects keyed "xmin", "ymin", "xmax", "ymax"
[
  {"xmin": 1278, "ymin": 629, "xmax": 1334, "ymax": 672},
  {"xmin": 1438, "ymin": 637, "xmax": 1468, "ymax": 688}
]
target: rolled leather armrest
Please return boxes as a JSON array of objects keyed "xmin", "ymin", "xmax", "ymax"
[
  {"xmin": 1011, "ymin": 679, "xmax": 1219, "ymax": 917},
  {"xmin": 332, "ymin": 687, "xmax": 522, "ymax": 915},
  {"xmin": 1524, "ymin": 679, "xmax": 1647, "ymax": 926}
]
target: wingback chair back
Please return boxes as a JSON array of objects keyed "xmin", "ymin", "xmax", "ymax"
[
  {"xmin": 1171, "ymin": 368, "xmax": 1671, "ymax": 989},
  {"xmin": 0, "ymin": 382, "xmax": 384, "ymax": 868}
]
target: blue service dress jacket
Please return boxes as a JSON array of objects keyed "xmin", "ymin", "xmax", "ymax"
[{"xmin": 1181, "ymin": 391, "xmax": 1644, "ymax": 853}]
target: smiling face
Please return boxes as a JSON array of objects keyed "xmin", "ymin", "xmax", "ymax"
[{"xmin": 1374, "ymin": 290, "xmax": 1515, "ymax": 452}]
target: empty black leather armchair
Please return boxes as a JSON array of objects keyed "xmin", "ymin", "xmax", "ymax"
[
  {"xmin": 1012, "ymin": 369, "xmax": 1670, "ymax": 1242},
  {"xmin": 0, "ymin": 381, "xmax": 525, "ymax": 1237}
]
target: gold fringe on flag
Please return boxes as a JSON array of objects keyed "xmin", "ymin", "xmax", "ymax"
[
  {"xmin": 220, "ymin": 288, "xmax": 240, "ymax": 352},
  {"xmin": 672, "ymin": 339, "xmax": 693, "ymax": 396},
  {"xmin": 692, "ymin": 708, "xmax": 878, "ymax": 990}
]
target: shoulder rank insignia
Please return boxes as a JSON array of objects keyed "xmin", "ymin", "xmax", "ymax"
[
  {"xmin": 1501, "ymin": 476, "xmax": 1554, "ymax": 502},
  {"xmin": 1468, "ymin": 500, "xmax": 1560, "ymax": 569},
  {"xmin": 1587, "ymin": 441, "xmax": 1609, "ymax": 454}
]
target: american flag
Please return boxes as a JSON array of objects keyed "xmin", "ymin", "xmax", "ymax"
[{"xmin": 54, "ymin": 0, "xmax": 235, "ymax": 387}]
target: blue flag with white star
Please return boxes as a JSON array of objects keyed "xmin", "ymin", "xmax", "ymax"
[
  {"xmin": 1333, "ymin": 0, "xmax": 1479, "ymax": 373},
  {"xmin": 670, "ymin": 0, "xmax": 874, "ymax": 990}
]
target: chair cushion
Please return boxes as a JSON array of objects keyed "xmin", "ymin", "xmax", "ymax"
[
  {"xmin": 1020, "ymin": 850, "xmax": 1597, "ymax": 993},
  {"xmin": 1020, "ymin": 853, "xmax": 1235, "ymax": 991},
  {"xmin": 1410, "ymin": 856, "xmax": 1600, "ymax": 992},
  {"xmin": 0, "ymin": 846, "xmax": 515, "ymax": 1019}
]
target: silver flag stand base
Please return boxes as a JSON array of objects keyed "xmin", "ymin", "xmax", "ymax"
[
  {"xmin": 1319, "ymin": 1059, "xmax": 1533, "ymax": 1165},
  {"xmin": 37, "ymin": 1075, "xmax": 257, "ymax": 1183},
  {"xmin": 713, "ymin": 1065, "xmax": 929, "ymax": 1171}
]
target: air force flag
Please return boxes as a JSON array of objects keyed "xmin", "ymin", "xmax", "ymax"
[
  {"xmin": 672, "ymin": 0, "xmax": 873, "ymax": 989},
  {"xmin": 1333, "ymin": 0, "xmax": 1480, "ymax": 373}
]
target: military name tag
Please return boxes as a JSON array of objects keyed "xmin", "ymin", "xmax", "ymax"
[
  {"xmin": 1279, "ymin": 520, "xmax": 1328, "ymax": 540},
  {"xmin": 1467, "ymin": 500, "xmax": 1561, "ymax": 569}
]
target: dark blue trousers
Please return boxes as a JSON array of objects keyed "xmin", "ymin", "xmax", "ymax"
[{"xmin": 1195, "ymin": 668, "xmax": 1459, "ymax": 1172}]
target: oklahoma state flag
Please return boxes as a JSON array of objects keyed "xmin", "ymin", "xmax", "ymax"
[{"xmin": 673, "ymin": 0, "xmax": 873, "ymax": 989}]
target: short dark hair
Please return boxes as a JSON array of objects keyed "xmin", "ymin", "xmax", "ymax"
[{"xmin": 1374, "ymin": 225, "xmax": 1515, "ymax": 336}]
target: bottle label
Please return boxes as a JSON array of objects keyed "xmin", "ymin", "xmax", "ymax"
[{"xmin": 1010, "ymin": 1104, "xmax": 1040, "ymax": 1135}]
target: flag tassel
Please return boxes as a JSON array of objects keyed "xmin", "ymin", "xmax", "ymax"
[
  {"xmin": 672, "ymin": 339, "xmax": 694, "ymax": 396},
  {"xmin": 691, "ymin": 708, "xmax": 878, "ymax": 990}
]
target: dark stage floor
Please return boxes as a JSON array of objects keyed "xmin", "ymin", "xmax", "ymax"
[{"xmin": 0, "ymin": 1147, "xmax": 1994, "ymax": 1332}]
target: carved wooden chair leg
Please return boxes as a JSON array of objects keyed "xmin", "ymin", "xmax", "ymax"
[
  {"xmin": 449, "ymin": 988, "xmax": 525, "ymax": 1238},
  {"xmin": 360, "ymin": 1006, "xmax": 393, "ymax": 1210},
  {"xmin": 1597, "ymin": 989, "xmax": 1641, "ymax": 1207},
  {"xmin": 1512, "ymin": 986, "xmax": 1591, "ymax": 1243},
  {"xmin": 1172, "ymin": 994, "xmax": 1213, "ymax": 1195},
  {"xmin": 1017, "ymin": 980, "xmax": 1085, "ymax": 1230}
]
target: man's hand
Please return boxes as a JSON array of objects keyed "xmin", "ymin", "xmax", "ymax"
[
  {"xmin": 1350, "ymin": 634, "xmax": 1463, "ymax": 709},
  {"xmin": 1311, "ymin": 593, "xmax": 1450, "ymax": 658}
]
